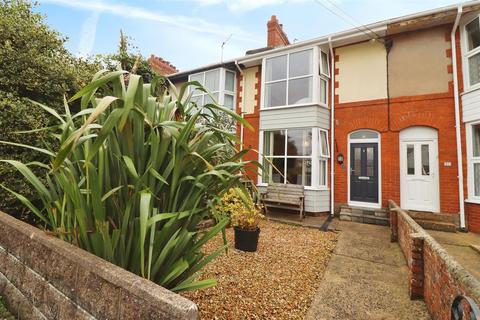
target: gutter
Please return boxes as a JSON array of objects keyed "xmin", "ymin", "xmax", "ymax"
[
  {"xmin": 234, "ymin": 60, "xmax": 246, "ymax": 150},
  {"xmin": 451, "ymin": 5, "xmax": 466, "ymax": 230},
  {"xmin": 329, "ymin": 37, "xmax": 335, "ymax": 217}
]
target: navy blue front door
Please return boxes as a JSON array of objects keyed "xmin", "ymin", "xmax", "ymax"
[{"xmin": 350, "ymin": 143, "xmax": 378, "ymax": 203}]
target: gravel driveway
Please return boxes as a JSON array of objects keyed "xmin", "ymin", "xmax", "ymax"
[{"xmin": 183, "ymin": 220, "xmax": 338, "ymax": 319}]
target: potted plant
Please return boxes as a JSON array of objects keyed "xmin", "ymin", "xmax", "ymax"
[{"xmin": 228, "ymin": 190, "xmax": 264, "ymax": 252}]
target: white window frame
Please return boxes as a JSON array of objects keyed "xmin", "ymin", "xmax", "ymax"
[
  {"xmin": 261, "ymin": 46, "xmax": 330, "ymax": 110},
  {"xmin": 461, "ymin": 15, "xmax": 480, "ymax": 92},
  {"xmin": 467, "ymin": 121, "xmax": 480, "ymax": 203},
  {"xmin": 188, "ymin": 68, "xmax": 236, "ymax": 110},
  {"xmin": 258, "ymin": 127, "xmax": 330, "ymax": 190}
]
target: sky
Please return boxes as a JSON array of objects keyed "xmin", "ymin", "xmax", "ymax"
[{"xmin": 36, "ymin": 0, "xmax": 465, "ymax": 71}]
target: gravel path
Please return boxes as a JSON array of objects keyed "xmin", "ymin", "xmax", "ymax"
[{"xmin": 183, "ymin": 220, "xmax": 338, "ymax": 319}]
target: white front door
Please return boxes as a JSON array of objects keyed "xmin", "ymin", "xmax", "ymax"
[{"xmin": 400, "ymin": 127, "xmax": 440, "ymax": 212}]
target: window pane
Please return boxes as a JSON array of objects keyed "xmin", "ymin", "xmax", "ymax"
[
  {"xmin": 289, "ymin": 49, "xmax": 313, "ymax": 78},
  {"xmin": 287, "ymin": 129, "xmax": 312, "ymax": 156},
  {"xmin": 262, "ymin": 157, "xmax": 271, "ymax": 183},
  {"xmin": 320, "ymin": 79, "xmax": 327, "ymax": 104},
  {"xmin": 286, "ymin": 158, "xmax": 311, "ymax": 186},
  {"xmin": 288, "ymin": 77, "xmax": 312, "ymax": 105},
  {"xmin": 475, "ymin": 163, "xmax": 480, "ymax": 196},
  {"xmin": 190, "ymin": 73, "xmax": 203, "ymax": 85},
  {"xmin": 263, "ymin": 131, "xmax": 285, "ymax": 156},
  {"xmin": 271, "ymin": 158, "xmax": 285, "ymax": 183},
  {"xmin": 265, "ymin": 81, "xmax": 287, "ymax": 107},
  {"xmin": 320, "ymin": 130, "xmax": 329, "ymax": 157},
  {"xmin": 350, "ymin": 130, "xmax": 378, "ymax": 140},
  {"xmin": 191, "ymin": 95, "xmax": 203, "ymax": 105},
  {"xmin": 189, "ymin": 74, "xmax": 204, "ymax": 93},
  {"xmin": 354, "ymin": 148, "xmax": 361, "ymax": 175},
  {"xmin": 466, "ymin": 18, "xmax": 480, "ymax": 51},
  {"xmin": 225, "ymin": 71, "xmax": 235, "ymax": 92},
  {"xmin": 321, "ymin": 51, "xmax": 329, "ymax": 76},
  {"xmin": 205, "ymin": 69, "xmax": 220, "ymax": 91},
  {"xmin": 204, "ymin": 92, "xmax": 219, "ymax": 105},
  {"xmin": 421, "ymin": 144, "xmax": 430, "ymax": 176},
  {"xmin": 407, "ymin": 145, "xmax": 415, "ymax": 175},
  {"xmin": 265, "ymin": 55, "xmax": 287, "ymax": 81},
  {"xmin": 319, "ymin": 160, "xmax": 326, "ymax": 186},
  {"xmin": 468, "ymin": 53, "xmax": 480, "ymax": 86},
  {"xmin": 473, "ymin": 124, "xmax": 480, "ymax": 157},
  {"xmin": 366, "ymin": 147, "xmax": 374, "ymax": 176},
  {"xmin": 224, "ymin": 94, "xmax": 234, "ymax": 109}
]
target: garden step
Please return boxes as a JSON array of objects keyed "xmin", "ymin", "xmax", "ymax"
[
  {"xmin": 470, "ymin": 245, "xmax": 480, "ymax": 255},
  {"xmin": 339, "ymin": 210, "xmax": 389, "ymax": 226},
  {"xmin": 407, "ymin": 211, "xmax": 457, "ymax": 224},
  {"xmin": 414, "ymin": 219, "xmax": 457, "ymax": 233}
]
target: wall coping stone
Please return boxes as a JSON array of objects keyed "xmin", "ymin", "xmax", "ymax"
[
  {"xmin": 389, "ymin": 200, "xmax": 480, "ymax": 301},
  {"xmin": 0, "ymin": 211, "xmax": 198, "ymax": 319}
]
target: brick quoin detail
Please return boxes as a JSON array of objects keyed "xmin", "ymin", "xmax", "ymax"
[{"xmin": 410, "ymin": 235, "xmax": 425, "ymax": 300}]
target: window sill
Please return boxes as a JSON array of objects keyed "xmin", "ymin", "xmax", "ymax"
[
  {"xmin": 465, "ymin": 198, "xmax": 480, "ymax": 204},
  {"xmin": 461, "ymin": 85, "xmax": 480, "ymax": 96},
  {"xmin": 260, "ymin": 103, "xmax": 329, "ymax": 111}
]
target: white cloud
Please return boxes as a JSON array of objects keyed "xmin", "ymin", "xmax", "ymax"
[
  {"xmin": 190, "ymin": 0, "xmax": 309, "ymax": 12},
  {"xmin": 77, "ymin": 11, "xmax": 100, "ymax": 57},
  {"xmin": 41, "ymin": 0, "xmax": 262, "ymax": 43}
]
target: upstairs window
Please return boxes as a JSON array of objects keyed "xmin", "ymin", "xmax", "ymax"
[
  {"xmin": 464, "ymin": 17, "xmax": 480, "ymax": 88},
  {"xmin": 264, "ymin": 49, "xmax": 314, "ymax": 108},
  {"xmin": 189, "ymin": 68, "xmax": 236, "ymax": 110},
  {"xmin": 263, "ymin": 47, "xmax": 329, "ymax": 108}
]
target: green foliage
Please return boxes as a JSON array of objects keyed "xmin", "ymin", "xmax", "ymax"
[
  {"xmin": 218, "ymin": 188, "xmax": 264, "ymax": 231},
  {"xmin": 1, "ymin": 70, "xmax": 255, "ymax": 292},
  {"xmin": 0, "ymin": 295, "xmax": 14, "ymax": 320},
  {"xmin": 0, "ymin": 0, "xmax": 98, "ymax": 218},
  {"xmin": 96, "ymin": 30, "xmax": 157, "ymax": 84}
]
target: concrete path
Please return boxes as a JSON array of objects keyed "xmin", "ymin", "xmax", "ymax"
[
  {"xmin": 429, "ymin": 229, "xmax": 480, "ymax": 280},
  {"xmin": 306, "ymin": 221, "xmax": 430, "ymax": 320}
]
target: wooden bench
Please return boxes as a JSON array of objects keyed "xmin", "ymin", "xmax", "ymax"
[{"xmin": 262, "ymin": 183, "xmax": 305, "ymax": 219}]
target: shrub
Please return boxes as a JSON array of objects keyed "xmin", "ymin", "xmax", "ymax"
[
  {"xmin": 1, "ymin": 70, "xmax": 254, "ymax": 292},
  {"xmin": 219, "ymin": 188, "xmax": 264, "ymax": 231},
  {"xmin": 0, "ymin": 0, "xmax": 98, "ymax": 218}
]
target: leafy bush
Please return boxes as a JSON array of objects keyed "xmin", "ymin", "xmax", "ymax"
[
  {"xmin": 0, "ymin": 0, "xmax": 98, "ymax": 218},
  {"xmin": 219, "ymin": 188, "xmax": 264, "ymax": 231},
  {"xmin": 0, "ymin": 295, "xmax": 14, "ymax": 320},
  {"xmin": 1, "ymin": 70, "xmax": 254, "ymax": 292}
]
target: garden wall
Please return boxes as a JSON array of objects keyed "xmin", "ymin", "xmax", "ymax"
[
  {"xmin": 0, "ymin": 211, "xmax": 198, "ymax": 319},
  {"xmin": 389, "ymin": 200, "xmax": 480, "ymax": 320}
]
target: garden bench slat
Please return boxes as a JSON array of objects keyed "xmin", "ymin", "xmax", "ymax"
[{"xmin": 262, "ymin": 183, "xmax": 305, "ymax": 219}]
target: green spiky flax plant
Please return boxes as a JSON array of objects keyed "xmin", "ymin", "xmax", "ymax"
[{"xmin": 0, "ymin": 70, "xmax": 255, "ymax": 292}]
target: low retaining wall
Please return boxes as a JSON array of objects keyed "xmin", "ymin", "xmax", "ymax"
[
  {"xmin": 0, "ymin": 211, "xmax": 198, "ymax": 319},
  {"xmin": 389, "ymin": 200, "xmax": 480, "ymax": 320}
]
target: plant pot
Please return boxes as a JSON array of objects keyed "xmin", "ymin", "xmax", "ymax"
[{"xmin": 234, "ymin": 227, "xmax": 260, "ymax": 252}]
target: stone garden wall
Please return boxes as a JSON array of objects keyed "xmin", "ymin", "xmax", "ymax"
[
  {"xmin": 0, "ymin": 211, "xmax": 198, "ymax": 319},
  {"xmin": 389, "ymin": 201, "xmax": 480, "ymax": 320}
]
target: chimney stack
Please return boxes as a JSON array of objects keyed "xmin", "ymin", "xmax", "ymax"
[{"xmin": 267, "ymin": 15, "xmax": 290, "ymax": 48}]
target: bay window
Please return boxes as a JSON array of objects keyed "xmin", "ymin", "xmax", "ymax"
[
  {"xmin": 468, "ymin": 123, "xmax": 480, "ymax": 200},
  {"xmin": 263, "ymin": 47, "xmax": 329, "ymax": 108},
  {"xmin": 464, "ymin": 16, "xmax": 480, "ymax": 88},
  {"xmin": 189, "ymin": 68, "xmax": 236, "ymax": 110},
  {"xmin": 261, "ymin": 128, "xmax": 329, "ymax": 188}
]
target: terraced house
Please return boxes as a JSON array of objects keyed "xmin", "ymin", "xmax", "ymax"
[{"xmin": 168, "ymin": 0, "xmax": 480, "ymax": 234}]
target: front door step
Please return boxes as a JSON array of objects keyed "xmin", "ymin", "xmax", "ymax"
[
  {"xmin": 339, "ymin": 206, "xmax": 389, "ymax": 226},
  {"xmin": 407, "ymin": 210, "xmax": 458, "ymax": 233}
]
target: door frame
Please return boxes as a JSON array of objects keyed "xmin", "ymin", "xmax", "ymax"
[
  {"xmin": 399, "ymin": 126, "xmax": 440, "ymax": 212},
  {"xmin": 347, "ymin": 130, "xmax": 382, "ymax": 209}
]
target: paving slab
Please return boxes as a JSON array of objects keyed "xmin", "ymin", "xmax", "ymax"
[
  {"xmin": 428, "ymin": 229, "xmax": 480, "ymax": 280},
  {"xmin": 306, "ymin": 220, "xmax": 430, "ymax": 320}
]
